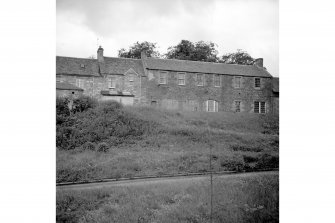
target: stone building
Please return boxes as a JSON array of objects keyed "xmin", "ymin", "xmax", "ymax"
[{"xmin": 56, "ymin": 46, "xmax": 278, "ymax": 114}]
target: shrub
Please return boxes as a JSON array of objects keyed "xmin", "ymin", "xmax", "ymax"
[
  {"xmin": 72, "ymin": 96, "xmax": 97, "ymax": 113},
  {"xmin": 255, "ymin": 153, "xmax": 279, "ymax": 169},
  {"xmin": 220, "ymin": 155, "xmax": 245, "ymax": 171},
  {"xmin": 56, "ymin": 96, "xmax": 71, "ymax": 116},
  {"xmin": 230, "ymin": 144, "xmax": 263, "ymax": 152},
  {"xmin": 99, "ymin": 100, "xmax": 123, "ymax": 113},
  {"xmin": 243, "ymin": 155, "xmax": 259, "ymax": 163},
  {"xmin": 82, "ymin": 142, "xmax": 96, "ymax": 151},
  {"xmin": 97, "ymin": 142, "xmax": 109, "ymax": 152}
]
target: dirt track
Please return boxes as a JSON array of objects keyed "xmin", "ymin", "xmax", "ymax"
[{"xmin": 57, "ymin": 170, "xmax": 278, "ymax": 191}]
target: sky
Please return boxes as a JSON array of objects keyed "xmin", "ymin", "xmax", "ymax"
[{"xmin": 57, "ymin": 0, "xmax": 278, "ymax": 76}]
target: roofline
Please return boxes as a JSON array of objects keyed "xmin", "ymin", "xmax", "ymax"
[
  {"xmin": 103, "ymin": 56, "xmax": 142, "ymax": 61},
  {"xmin": 56, "ymin": 87, "xmax": 84, "ymax": 91},
  {"xmin": 56, "ymin": 56, "xmax": 97, "ymax": 61},
  {"xmin": 56, "ymin": 73, "xmax": 100, "ymax": 77},
  {"xmin": 145, "ymin": 68, "xmax": 272, "ymax": 78}
]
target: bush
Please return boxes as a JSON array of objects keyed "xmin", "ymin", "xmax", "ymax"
[
  {"xmin": 97, "ymin": 142, "xmax": 109, "ymax": 152},
  {"xmin": 230, "ymin": 144, "xmax": 263, "ymax": 152},
  {"xmin": 72, "ymin": 96, "xmax": 98, "ymax": 113},
  {"xmin": 255, "ymin": 153, "xmax": 279, "ymax": 169},
  {"xmin": 82, "ymin": 142, "xmax": 96, "ymax": 151},
  {"xmin": 56, "ymin": 97, "xmax": 71, "ymax": 116},
  {"xmin": 220, "ymin": 155, "xmax": 245, "ymax": 171}
]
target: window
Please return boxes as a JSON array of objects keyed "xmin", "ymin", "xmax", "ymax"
[
  {"xmin": 214, "ymin": 74, "xmax": 221, "ymax": 87},
  {"xmin": 76, "ymin": 79, "xmax": 84, "ymax": 88},
  {"xmin": 254, "ymin": 101, "xmax": 266, "ymax": 114},
  {"xmin": 234, "ymin": 76, "xmax": 242, "ymax": 88},
  {"xmin": 178, "ymin": 72, "xmax": 186, "ymax": 85},
  {"xmin": 234, "ymin": 101, "xmax": 241, "ymax": 112},
  {"xmin": 206, "ymin": 100, "xmax": 219, "ymax": 112},
  {"xmin": 196, "ymin": 73, "xmax": 204, "ymax": 86},
  {"xmin": 80, "ymin": 64, "xmax": 85, "ymax": 68},
  {"xmin": 159, "ymin": 71, "xmax": 167, "ymax": 84},
  {"xmin": 254, "ymin": 78, "xmax": 261, "ymax": 88},
  {"xmin": 129, "ymin": 75, "xmax": 134, "ymax": 86},
  {"xmin": 108, "ymin": 77, "xmax": 116, "ymax": 89}
]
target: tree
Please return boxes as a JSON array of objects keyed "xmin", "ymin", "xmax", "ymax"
[
  {"xmin": 165, "ymin": 40, "xmax": 219, "ymax": 62},
  {"xmin": 220, "ymin": 49, "xmax": 255, "ymax": 65},
  {"xmin": 118, "ymin": 41, "xmax": 160, "ymax": 59}
]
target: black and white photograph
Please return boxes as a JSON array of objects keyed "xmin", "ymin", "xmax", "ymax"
[
  {"xmin": 55, "ymin": 0, "xmax": 279, "ymax": 222},
  {"xmin": 4, "ymin": 0, "xmax": 335, "ymax": 222}
]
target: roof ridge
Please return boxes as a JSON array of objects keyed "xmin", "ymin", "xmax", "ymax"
[
  {"xmin": 56, "ymin": 56, "xmax": 97, "ymax": 61},
  {"xmin": 104, "ymin": 56, "xmax": 142, "ymax": 61},
  {"xmin": 147, "ymin": 57, "xmax": 256, "ymax": 67}
]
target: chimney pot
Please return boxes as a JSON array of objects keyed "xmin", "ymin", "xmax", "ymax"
[
  {"xmin": 97, "ymin": 46, "xmax": 104, "ymax": 62},
  {"xmin": 254, "ymin": 58, "xmax": 263, "ymax": 68},
  {"xmin": 141, "ymin": 50, "xmax": 147, "ymax": 59}
]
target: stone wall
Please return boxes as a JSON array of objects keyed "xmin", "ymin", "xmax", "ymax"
[{"xmin": 142, "ymin": 69, "xmax": 273, "ymax": 113}]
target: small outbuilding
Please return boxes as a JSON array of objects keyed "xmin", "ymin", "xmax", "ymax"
[{"xmin": 56, "ymin": 82, "xmax": 84, "ymax": 98}]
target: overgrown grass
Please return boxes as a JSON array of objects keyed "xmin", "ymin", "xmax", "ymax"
[
  {"xmin": 56, "ymin": 98, "xmax": 279, "ymax": 183},
  {"xmin": 57, "ymin": 172, "xmax": 279, "ymax": 223}
]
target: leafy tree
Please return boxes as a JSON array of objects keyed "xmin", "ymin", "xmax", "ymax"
[
  {"xmin": 165, "ymin": 40, "xmax": 219, "ymax": 62},
  {"xmin": 118, "ymin": 41, "xmax": 160, "ymax": 59},
  {"xmin": 220, "ymin": 49, "xmax": 255, "ymax": 65}
]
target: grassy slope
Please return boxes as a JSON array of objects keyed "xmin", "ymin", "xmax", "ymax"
[
  {"xmin": 57, "ymin": 106, "xmax": 279, "ymax": 183},
  {"xmin": 57, "ymin": 171, "xmax": 279, "ymax": 223}
]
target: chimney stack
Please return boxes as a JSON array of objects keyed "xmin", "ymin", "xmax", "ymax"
[
  {"xmin": 140, "ymin": 50, "xmax": 147, "ymax": 59},
  {"xmin": 97, "ymin": 46, "xmax": 104, "ymax": 62},
  {"xmin": 254, "ymin": 58, "xmax": 263, "ymax": 68}
]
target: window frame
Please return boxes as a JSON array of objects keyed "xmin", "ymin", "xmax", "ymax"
[
  {"xmin": 234, "ymin": 100, "xmax": 241, "ymax": 112},
  {"xmin": 76, "ymin": 79, "xmax": 85, "ymax": 88},
  {"xmin": 254, "ymin": 77, "xmax": 261, "ymax": 89},
  {"xmin": 206, "ymin": 100, "xmax": 219, "ymax": 112},
  {"xmin": 234, "ymin": 76, "xmax": 242, "ymax": 89},
  {"xmin": 196, "ymin": 73, "xmax": 204, "ymax": 86},
  {"xmin": 159, "ymin": 71, "xmax": 168, "ymax": 85},
  {"xmin": 108, "ymin": 76, "xmax": 116, "ymax": 89},
  {"xmin": 254, "ymin": 101, "xmax": 266, "ymax": 114},
  {"xmin": 177, "ymin": 72, "xmax": 186, "ymax": 86},
  {"xmin": 214, "ymin": 74, "xmax": 221, "ymax": 87}
]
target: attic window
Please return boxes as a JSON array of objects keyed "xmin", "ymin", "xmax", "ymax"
[
  {"xmin": 254, "ymin": 78, "xmax": 261, "ymax": 88},
  {"xmin": 80, "ymin": 64, "xmax": 85, "ymax": 68}
]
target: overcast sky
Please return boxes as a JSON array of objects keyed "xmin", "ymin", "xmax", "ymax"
[{"xmin": 57, "ymin": 0, "xmax": 278, "ymax": 76}]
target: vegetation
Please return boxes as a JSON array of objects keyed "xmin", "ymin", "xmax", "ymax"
[
  {"xmin": 221, "ymin": 49, "xmax": 255, "ymax": 65},
  {"xmin": 118, "ymin": 40, "xmax": 257, "ymax": 65},
  {"xmin": 118, "ymin": 41, "xmax": 161, "ymax": 59},
  {"xmin": 165, "ymin": 40, "xmax": 219, "ymax": 62},
  {"xmin": 57, "ymin": 171, "xmax": 279, "ymax": 223},
  {"xmin": 56, "ymin": 97, "xmax": 279, "ymax": 183}
]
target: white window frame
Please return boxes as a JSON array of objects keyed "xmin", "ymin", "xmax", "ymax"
[
  {"xmin": 234, "ymin": 100, "xmax": 241, "ymax": 112},
  {"xmin": 196, "ymin": 73, "xmax": 204, "ymax": 86},
  {"xmin": 254, "ymin": 77, "xmax": 261, "ymax": 89},
  {"xmin": 177, "ymin": 72, "xmax": 186, "ymax": 86},
  {"xmin": 129, "ymin": 74, "xmax": 134, "ymax": 86},
  {"xmin": 254, "ymin": 101, "xmax": 266, "ymax": 114},
  {"xmin": 108, "ymin": 77, "xmax": 116, "ymax": 89},
  {"xmin": 234, "ymin": 76, "xmax": 242, "ymax": 88},
  {"xmin": 76, "ymin": 79, "xmax": 84, "ymax": 88},
  {"xmin": 206, "ymin": 100, "xmax": 219, "ymax": 112},
  {"xmin": 159, "ymin": 71, "xmax": 167, "ymax": 84},
  {"xmin": 214, "ymin": 74, "xmax": 221, "ymax": 87}
]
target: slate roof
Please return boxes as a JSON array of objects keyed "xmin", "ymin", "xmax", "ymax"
[
  {"xmin": 56, "ymin": 56, "xmax": 100, "ymax": 76},
  {"xmin": 99, "ymin": 57, "xmax": 145, "ymax": 76},
  {"xmin": 56, "ymin": 82, "xmax": 84, "ymax": 91},
  {"xmin": 145, "ymin": 58, "xmax": 272, "ymax": 77},
  {"xmin": 272, "ymin": 77, "xmax": 279, "ymax": 93}
]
